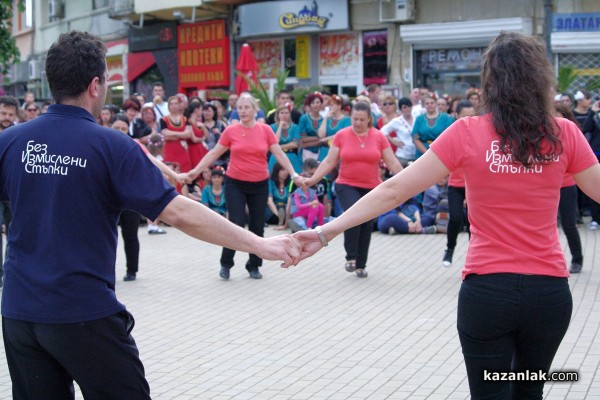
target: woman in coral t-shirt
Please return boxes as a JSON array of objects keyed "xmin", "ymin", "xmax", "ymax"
[
  {"xmin": 295, "ymin": 32, "xmax": 600, "ymax": 399},
  {"xmin": 187, "ymin": 94, "xmax": 305, "ymax": 280},
  {"xmin": 305, "ymin": 101, "xmax": 402, "ymax": 278}
]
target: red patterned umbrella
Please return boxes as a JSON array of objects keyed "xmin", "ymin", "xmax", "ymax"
[{"xmin": 234, "ymin": 43, "xmax": 259, "ymax": 95}]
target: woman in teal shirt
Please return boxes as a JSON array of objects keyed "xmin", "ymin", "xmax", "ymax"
[
  {"xmin": 298, "ymin": 92, "xmax": 324, "ymax": 161},
  {"xmin": 316, "ymin": 94, "xmax": 351, "ymax": 161},
  {"xmin": 269, "ymin": 104, "xmax": 301, "ymax": 173},
  {"xmin": 266, "ymin": 163, "xmax": 291, "ymax": 230},
  {"xmin": 412, "ymin": 95, "xmax": 455, "ymax": 158}
]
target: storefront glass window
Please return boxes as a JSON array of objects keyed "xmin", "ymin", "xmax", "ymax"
[
  {"xmin": 249, "ymin": 40, "xmax": 283, "ymax": 79},
  {"xmin": 557, "ymin": 53, "xmax": 600, "ymax": 92},
  {"xmin": 284, "ymin": 39, "xmax": 297, "ymax": 77},
  {"xmin": 416, "ymin": 47, "xmax": 485, "ymax": 98}
]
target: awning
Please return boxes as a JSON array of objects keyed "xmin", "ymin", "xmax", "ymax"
[
  {"xmin": 127, "ymin": 51, "xmax": 156, "ymax": 82},
  {"xmin": 400, "ymin": 18, "xmax": 533, "ymax": 49},
  {"xmin": 551, "ymin": 32, "xmax": 600, "ymax": 53},
  {"xmin": 134, "ymin": 0, "xmax": 202, "ymax": 14}
]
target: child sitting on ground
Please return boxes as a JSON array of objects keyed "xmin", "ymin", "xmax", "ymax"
[{"xmin": 291, "ymin": 185, "xmax": 324, "ymax": 230}]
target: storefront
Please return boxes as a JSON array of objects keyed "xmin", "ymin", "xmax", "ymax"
[
  {"xmin": 400, "ymin": 18, "xmax": 532, "ymax": 98},
  {"xmin": 235, "ymin": 0, "xmax": 357, "ymax": 96},
  {"xmin": 551, "ymin": 12, "xmax": 600, "ymax": 93},
  {"xmin": 105, "ymin": 39, "xmax": 128, "ymax": 105},
  {"xmin": 127, "ymin": 21, "xmax": 178, "ymax": 100}
]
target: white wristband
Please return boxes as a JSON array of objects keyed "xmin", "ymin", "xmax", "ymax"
[
  {"xmin": 315, "ymin": 226, "xmax": 328, "ymax": 247},
  {"xmin": 291, "ymin": 172, "xmax": 299, "ymax": 180}
]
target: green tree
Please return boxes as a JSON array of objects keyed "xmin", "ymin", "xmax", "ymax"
[{"xmin": 0, "ymin": 0, "xmax": 25, "ymax": 83}]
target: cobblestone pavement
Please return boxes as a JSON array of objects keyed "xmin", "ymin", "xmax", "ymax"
[{"xmin": 0, "ymin": 223, "xmax": 598, "ymax": 399}]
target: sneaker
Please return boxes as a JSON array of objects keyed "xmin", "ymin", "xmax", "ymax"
[
  {"xmin": 569, "ymin": 263, "xmax": 583, "ymax": 274},
  {"xmin": 148, "ymin": 228, "xmax": 167, "ymax": 234},
  {"xmin": 219, "ymin": 266, "xmax": 230, "ymax": 280},
  {"xmin": 588, "ymin": 221, "xmax": 598, "ymax": 231},
  {"xmin": 442, "ymin": 248, "xmax": 454, "ymax": 267},
  {"xmin": 422, "ymin": 225, "xmax": 437, "ymax": 234},
  {"xmin": 388, "ymin": 227, "xmax": 397, "ymax": 235},
  {"xmin": 288, "ymin": 219, "xmax": 302, "ymax": 233}
]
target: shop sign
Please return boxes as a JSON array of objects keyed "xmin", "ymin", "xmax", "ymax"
[
  {"xmin": 420, "ymin": 48, "xmax": 484, "ymax": 72},
  {"xmin": 178, "ymin": 20, "xmax": 230, "ymax": 88},
  {"xmin": 553, "ymin": 13, "xmax": 600, "ymax": 32},
  {"xmin": 280, "ymin": 2, "xmax": 329, "ymax": 30},
  {"xmin": 319, "ymin": 33, "xmax": 359, "ymax": 76},
  {"xmin": 295, "ymin": 35, "xmax": 310, "ymax": 79},
  {"xmin": 106, "ymin": 56, "xmax": 123, "ymax": 84},
  {"xmin": 129, "ymin": 22, "xmax": 177, "ymax": 53},
  {"xmin": 237, "ymin": 1, "xmax": 349, "ymax": 38}
]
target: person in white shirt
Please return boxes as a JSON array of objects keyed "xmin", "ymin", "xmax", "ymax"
[
  {"xmin": 152, "ymin": 82, "xmax": 169, "ymax": 118},
  {"xmin": 380, "ymin": 97, "xmax": 416, "ymax": 167}
]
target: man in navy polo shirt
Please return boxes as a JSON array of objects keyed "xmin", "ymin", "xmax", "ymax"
[{"xmin": 0, "ymin": 31, "xmax": 301, "ymax": 399}]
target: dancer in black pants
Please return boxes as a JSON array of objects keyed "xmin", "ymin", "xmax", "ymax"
[{"xmin": 442, "ymin": 100, "xmax": 475, "ymax": 266}]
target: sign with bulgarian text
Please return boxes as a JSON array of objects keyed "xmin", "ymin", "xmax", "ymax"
[
  {"xmin": 553, "ymin": 13, "xmax": 600, "ymax": 32},
  {"xmin": 237, "ymin": 1, "xmax": 349, "ymax": 38},
  {"xmin": 178, "ymin": 20, "xmax": 230, "ymax": 88}
]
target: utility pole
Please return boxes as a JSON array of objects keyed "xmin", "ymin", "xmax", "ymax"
[{"xmin": 544, "ymin": 0, "xmax": 553, "ymax": 61}]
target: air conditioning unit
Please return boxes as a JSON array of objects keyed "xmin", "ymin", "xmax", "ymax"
[
  {"xmin": 379, "ymin": 0, "xmax": 415, "ymax": 23},
  {"xmin": 48, "ymin": 0, "xmax": 64, "ymax": 19},
  {"xmin": 28, "ymin": 60, "xmax": 41, "ymax": 80}
]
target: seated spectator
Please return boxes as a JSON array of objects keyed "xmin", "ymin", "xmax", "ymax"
[
  {"xmin": 421, "ymin": 175, "xmax": 449, "ymax": 230},
  {"xmin": 378, "ymin": 197, "xmax": 437, "ymax": 235},
  {"xmin": 201, "ymin": 167, "xmax": 227, "ymax": 217},
  {"xmin": 266, "ymin": 163, "xmax": 291, "ymax": 229},
  {"xmin": 291, "ymin": 184, "xmax": 324, "ymax": 230},
  {"xmin": 287, "ymin": 158, "xmax": 333, "ymax": 232}
]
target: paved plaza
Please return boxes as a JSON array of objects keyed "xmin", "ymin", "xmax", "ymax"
[{"xmin": 0, "ymin": 223, "xmax": 598, "ymax": 399}]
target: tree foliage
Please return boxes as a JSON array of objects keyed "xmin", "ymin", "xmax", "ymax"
[{"xmin": 0, "ymin": 0, "xmax": 25, "ymax": 83}]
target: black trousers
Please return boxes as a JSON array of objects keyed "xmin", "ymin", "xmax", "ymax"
[
  {"xmin": 335, "ymin": 183, "xmax": 374, "ymax": 269},
  {"xmin": 3, "ymin": 311, "xmax": 150, "ymax": 400},
  {"xmin": 446, "ymin": 186, "xmax": 470, "ymax": 250},
  {"xmin": 458, "ymin": 273, "xmax": 572, "ymax": 399},
  {"xmin": 559, "ymin": 185, "xmax": 583, "ymax": 265},
  {"xmin": 220, "ymin": 177, "xmax": 269, "ymax": 271},
  {"xmin": 120, "ymin": 210, "xmax": 140, "ymax": 275}
]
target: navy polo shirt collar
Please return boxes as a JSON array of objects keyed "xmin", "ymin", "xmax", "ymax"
[{"xmin": 45, "ymin": 104, "xmax": 98, "ymax": 124}]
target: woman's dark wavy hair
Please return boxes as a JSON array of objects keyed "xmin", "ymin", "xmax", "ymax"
[
  {"xmin": 46, "ymin": 31, "xmax": 107, "ymax": 103},
  {"xmin": 270, "ymin": 162, "xmax": 291, "ymax": 187},
  {"xmin": 184, "ymin": 101, "xmax": 201, "ymax": 119},
  {"xmin": 201, "ymin": 103, "xmax": 218, "ymax": 122},
  {"xmin": 481, "ymin": 32, "xmax": 561, "ymax": 167}
]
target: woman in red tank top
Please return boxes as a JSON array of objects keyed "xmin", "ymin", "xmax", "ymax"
[{"xmin": 160, "ymin": 96, "xmax": 192, "ymax": 172}]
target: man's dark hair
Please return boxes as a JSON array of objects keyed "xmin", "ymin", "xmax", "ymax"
[
  {"xmin": 152, "ymin": 82, "xmax": 165, "ymax": 90},
  {"xmin": 397, "ymin": 97, "xmax": 413, "ymax": 108},
  {"xmin": 455, "ymin": 100, "xmax": 473, "ymax": 116},
  {"xmin": 366, "ymin": 84, "xmax": 380, "ymax": 93},
  {"xmin": 45, "ymin": 31, "xmax": 107, "ymax": 103},
  {"xmin": 276, "ymin": 90, "xmax": 290, "ymax": 99},
  {"xmin": 0, "ymin": 95, "xmax": 19, "ymax": 110}
]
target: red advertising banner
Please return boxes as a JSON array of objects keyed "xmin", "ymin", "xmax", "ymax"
[{"xmin": 178, "ymin": 20, "xmax": 230, "ymax": 89}]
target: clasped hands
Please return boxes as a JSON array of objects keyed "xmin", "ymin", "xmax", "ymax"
[{"xmin": 265, "ymin": 228, "xmax": 328, "ymax": 269}]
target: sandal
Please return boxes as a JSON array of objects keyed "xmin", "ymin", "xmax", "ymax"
[
  {"xmin": 344, "ymin": 260, "xmax": 356, "ymax": 272},
  {"xmin": 355, "ymin": 269, "xmax": 368, "ymax": 278}
]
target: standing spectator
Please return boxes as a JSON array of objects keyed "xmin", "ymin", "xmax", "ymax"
[
  {"xmin": 224, "ymin": 92, "xmax": 239, "ymax": 120},
  {"xmin": 212, "ymin": 100, "xmax": 230, "ymax": 127},
  {"xmin": 187, "ymin": 94, "xmax": 306, "ymax": 280},
  {"xmin": 316, "ymin": 94, "xmax": 351, "ymax": 162},
  {"xmin": 304, "ymin": 101, "xmax": 402, "ymax": 278},
  {"xmin": 269, "ymin": 104, "xmax": 301, "ymax": 173},
  {"xmin": 572, "ymin": 90, "xmax": 592, "ymax": 127},
  {"xmin": 442, "ymin": 100, "xmax": 475, "ymax": 266},
  {"xmin": 24, "ymin": 103, "xmax": 40, "ymax": 121},
  {"xmin": 98, "ymin": 104, "xmax": 114, "ymax": 127},
  {"xmin": 381, "ymin": 97, "xmax": 416, "ymax": 167},
  {"xmin": 0, "ymin": 31, "xmax": 301, "ymax": 400},
  {"xmin": 122, "ymin": 97, "xmax": 152, "ymax": 144},
  {"xmin": 202, "ymin": 102, "xmax": 228, "ymax": 168},
  {"xmin": 21, "ymin": 91, "xmax": 35, "ymax": 110},
  {"xmin": 581, "ymin": 97, "xmax": 600, "ymax": 231},
  {"xmin": 377, "ymin": 95, "xmax": 399, "ymax": 129},
  {"xmin": 152, "ymin": 82, "xmax": 169, "ymax": 118},
  {"xmin": 295, "ymin": 32, "xmax": 600, "ymax": 399},
  {"xmin": 560, "ymin": 93, "xmax": 573, "ymax": 109},
  {"xmin": 298, "ymin": 92, "xmax": 324, "ymax": 161},
  {"xmin": 0, "ymin": 95, "xmax": 18, "ymax": 287},
  {"xmin": 466, "ymin": 89, "xmax": 481, "ymax": 109},
  {"xmin": 412, "ymin": 95, "xmax": 455, "ymax": 158},
  {"xmin": 40, "ymin": 101, "xmax": 52, "ymax": 114},
  {"xmin": 160, "ymin": 95, "xmax": 192, "ymax": 173},
  {"xmin": 366, "ymin": 84, "xmax": 382, "ymax": 120},
  {"xmin": 267, "ymin": 90, "xmax": 301, "ymax": 124},
  {"xmin": 184, "ymin": 101, "xmax": 209, "ymax": 168},
  {"xmin": 437, "ymin": 96, "xmax": 451, "ymax": 114},
  {"xmin": 141, "ymin": 102, "xmax": 160, "ymax": 132},
  {"xmin": 411, "ymin": 86, "xmax": 429, "ymax": 118}
]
